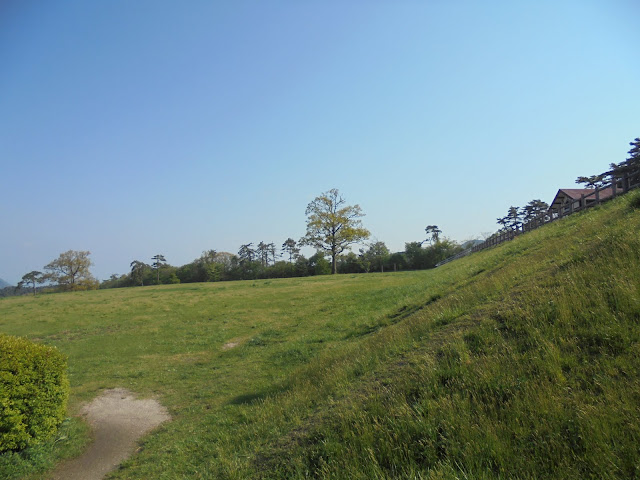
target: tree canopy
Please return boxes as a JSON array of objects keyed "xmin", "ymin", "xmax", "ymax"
[
  {"xmin": 575, "ymin": 174, "xmax": 606, "ymax": 189},
  {"xmin": 282, "ymin": 238, "xmax": 300, "ymax": 263},
  {"xmin": 424, "ymin": 225, "xmax": 442, "ymax": 245},
  {"xmin": 300, "ymin": 189, "xmax": 370, "ymax": 274},
  {"xmin": 44, "ymin": 250, "xmax": 98, "ymax": 291},
  {"xmin": 360, "ymin": 241, "xmax": 390, "ymax": 273},
  {"xmin": 130, "ymin": 260, "xmax": 149, "ymax": 286},
  {"xmin": 151, "ymin": 254, "xmax": 166, "ymax": 285},
  {"xmin": 17, "ymin": 271, "xmax": 44, "ymax": 296},
  {"xmin": 521, "ymin": 199, "xmax": 549, "ymax": 224}
]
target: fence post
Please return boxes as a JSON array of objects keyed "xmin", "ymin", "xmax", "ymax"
[
  {"xmin": 624, "ymin": 173, "xmax": 629, "ymax": 193},
  {"xmin": 580, "ymin": 193, "xmax": 585, "ymax": 210},
  {"xmin": 595, "ymin": 186, "xmax": 600, "ymax": 204}
]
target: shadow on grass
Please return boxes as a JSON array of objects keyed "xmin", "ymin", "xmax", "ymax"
[
  {"xmin": 343, "ymin": 294, "xmax": 443, "ymax": 340},
  {"xmin": 228, "ymin": 385, "xmax": 289, "ymax": 405}
]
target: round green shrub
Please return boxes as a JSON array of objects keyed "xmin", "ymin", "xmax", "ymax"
[{"xmin": 0, "ymin": 334, "xmax": 70, "ymax": 452}]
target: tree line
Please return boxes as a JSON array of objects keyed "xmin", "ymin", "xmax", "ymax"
[
  {"xmin": 100, "ymin": 231, "xmax": 462, "ymax": 289},
  {"xmin": 13, "ymin": 250, "xmax": 98, "ymax": 296},
  {"xmin": 575, "ymin": 137, "xmax": 640, "ymax": 189},
  {"xmin": 12, "ymin": 188, "xmax": 462, "ymax": 295}
]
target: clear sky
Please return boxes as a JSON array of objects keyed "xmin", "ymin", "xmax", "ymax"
[{"xmin": 1, "ymin": 1, "xmax": 638, "ymax": 284}]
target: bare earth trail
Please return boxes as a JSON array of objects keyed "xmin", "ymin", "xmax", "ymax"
[{"xmin": 50, "ymin": 388, "xmax": 170, "ymax": 480}]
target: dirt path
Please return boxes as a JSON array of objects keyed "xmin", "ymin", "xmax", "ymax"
[{"xmin": 50, "ymin": 388, "xmax": 170, "ymax": 480}]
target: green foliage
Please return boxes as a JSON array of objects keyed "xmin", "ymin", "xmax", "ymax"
[
  {"xmin": 264, "ymin": 261, "xmax": 295, "ymax": 279},
  {"xmin": 0, "ymin": 418, "xmax": 89, "ymax": 480},
  {"xmin": 129, "ymin": 260, "xmax": 149, "ymax": 286},
  {"xmin": 0, "ymin": 335, "xmax": 69, "ymax": 452},
  {"xmin": 609, "ymin": 137, "xmax": 640, "ymax": 177},
  {"xmin": 521, "ymin": 199, "xmax": 550, "ymax": 223},
  {"xmin": 424, "ymin": 225, "xmax": 442, "ymax": 244},
  {"xmin": 497, "ymin": 205, "xmax": 522, "ymax": 231},
  {"xmin": 151, "ymin": 254, "xmax": 167, "ymax": 285},
  {"xmin": 308, "ymin": 252, "xmax": 331, "ymax": 275},
  {"xmin": 337, "ymin": 252, "xmax": 363, "ymax": 274},
  {"xmin": 44, "ymin": 250, "xmax": 98, "ymax": 291},
  {"xmin": 99, "ymin": 273, "xmax": 130, "ymax": 289},
  {"xmin": 282, "ymin": 238, "xmax": 300, "ymax": 263},
  {"xmin": 17, "ymin": 272, "xmax": 44, "ymax": 296},
  {"xmin": 300, "ymin": 188, "xmax": 370, "ymax": 274},
  {"xmin": 405, "ymin": 239, "xmax": 462, "ymax": 269},
  {"xmin": 575, "ymin": 174, "xmax": 606, "ymax": 189},
  {"xmin": 388, "ymin": 251, "xmax": 408, "ymax": 271},
  {"xmin": 359, "ymin": 241, "xmax": 390, "ymax": 273}
]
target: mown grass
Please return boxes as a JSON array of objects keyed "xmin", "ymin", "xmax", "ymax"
[
  {"xmin": 1, "ymin": 191, "xmax": 639, "ymax": 479},
  {"xmin": 0, "ymin": 268, "xmax": 455, "ymax": 479}
]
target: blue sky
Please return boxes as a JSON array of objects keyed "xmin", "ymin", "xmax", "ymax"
[{"xmin": 1, "ymin": 1, "xmax": 638, "ymax": 284}]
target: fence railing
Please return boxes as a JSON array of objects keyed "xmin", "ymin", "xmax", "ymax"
[{"xmin": 436, "ymin": 169, "xmax": 640, "ymax": 267}]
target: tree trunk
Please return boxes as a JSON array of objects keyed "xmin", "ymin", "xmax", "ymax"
[{"xmin": 332, "ymin": 254, "xmax": 337, "ymax": 274}]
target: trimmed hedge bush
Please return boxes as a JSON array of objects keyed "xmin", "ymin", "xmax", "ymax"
[{"xmin": 0, "ymin": 334, "xmax": 69, "ymax": 452}]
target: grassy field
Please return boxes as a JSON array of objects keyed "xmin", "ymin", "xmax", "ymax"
[{"xmin": 1, "ymin": 190, "xmax": 640, "ymax": 479}]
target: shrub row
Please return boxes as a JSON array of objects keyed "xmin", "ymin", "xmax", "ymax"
[{"xmin": 0, "ymin": 334, "xmax": 69, "ymax": 452}]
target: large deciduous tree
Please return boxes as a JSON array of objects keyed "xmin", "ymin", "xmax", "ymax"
[
  {"xmin": 44, "ymin": 250, "xmax": 98, "ymax": 291},
  {"xmin": 300, "ymin": 188, "xmax": 370, "ymax": 274}
]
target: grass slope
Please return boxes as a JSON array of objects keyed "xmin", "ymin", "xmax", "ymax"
[{"xmin": 1, "ymin": 191, "xmax": 639, "ymax": 479}]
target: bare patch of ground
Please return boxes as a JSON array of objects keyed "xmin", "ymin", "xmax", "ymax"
[
  {"xmin": 50, "ymin": 388, "xmax": 170, "ymax": 480},
  {"xmin": 222, "ymin": 341, "xmax": 239, "ymax": 350}
]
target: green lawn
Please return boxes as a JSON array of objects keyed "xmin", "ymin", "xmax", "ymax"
[
  {"xmin": 0, "ymin": 269, "xmax": 456, "ymax": 479},
  {"xmin": 2, "ymin": 190, "xmax": 640, "ymax": 479}
]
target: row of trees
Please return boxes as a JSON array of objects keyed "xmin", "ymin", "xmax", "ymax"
[
  {"xmin": 496, "ymin": 199, "xmax": 550, "ymax": 232},
  {"xmin": 492, "ymin": 137, "xmax": 640, "ymax": 235},
  {"xmin": 575, "ymin": 137, "xmax": 640, "ymax": 189},
  {"xmin": 98, "ymin": 230, "xmax": 462, "ymax": 289},
  {"xmin": 16, "ymin": 188, "xmax": 464, "ymax": 294},
  {"xmin": 17, "ymin": 251, "xmax": 98, "ymax": 295}
]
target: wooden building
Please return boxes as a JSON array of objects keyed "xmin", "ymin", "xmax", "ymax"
[{"xmin": 548, "ymin": 187, "xmax": 616, "ymax": 216}]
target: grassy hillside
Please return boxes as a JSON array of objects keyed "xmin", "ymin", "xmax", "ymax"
[{"xmin": 1, "ymin": 191, "xmax": 639, "ymax": 479}]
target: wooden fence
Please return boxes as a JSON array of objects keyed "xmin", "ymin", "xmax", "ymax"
[{"xmin": 436, "ymin": 169, "xmax": 640, "ymax": 267}]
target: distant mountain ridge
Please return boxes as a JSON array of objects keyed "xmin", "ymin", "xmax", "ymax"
[{"xmin": 0, "ymin": 278, "xmax": 13, "ymax": 288}]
